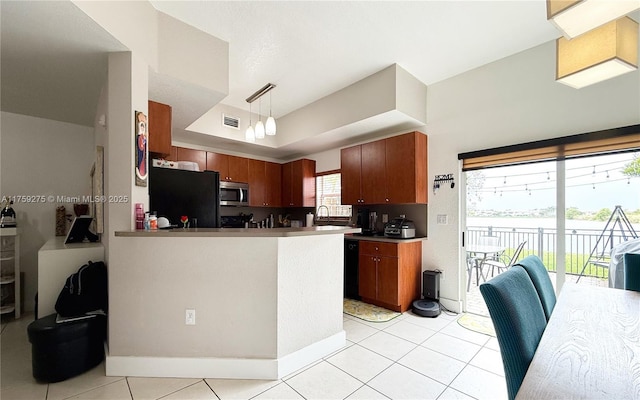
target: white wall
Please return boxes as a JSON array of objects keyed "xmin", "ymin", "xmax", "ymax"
[{"xmin": 0, "ymin": 112, "xmax": 95, "ymax": 311}]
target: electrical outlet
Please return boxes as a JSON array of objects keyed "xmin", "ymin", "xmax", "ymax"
[
  {"xmin": 185, "ymin": 309, "xmax": 196, "ymax": 325},
  {"xmin": 382, "ymin": 214, "xmax": 388, "ymax": 223}
]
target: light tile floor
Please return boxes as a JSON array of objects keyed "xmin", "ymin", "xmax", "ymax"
[{"xmin": 1, "ymin": 311, "xmax": 506, "ymax": 400}]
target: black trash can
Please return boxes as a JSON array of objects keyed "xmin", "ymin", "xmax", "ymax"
[{"xmin": 27, "ymin": 313, "xmax": 106, "ymax": 382}]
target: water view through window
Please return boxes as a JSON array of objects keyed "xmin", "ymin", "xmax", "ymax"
[{"xmin": 465, "ymin": 152, "xmax": 639, "ymax": 314}]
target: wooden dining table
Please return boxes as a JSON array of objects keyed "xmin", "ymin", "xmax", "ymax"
[{"xmin": 516, "ymin": 284, "xmax": 640, "ymax": 399}]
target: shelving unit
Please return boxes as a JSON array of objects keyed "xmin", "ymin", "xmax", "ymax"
[{"xmin": 0, "ymin": 228, "xmax": 20, "ymax": 318}]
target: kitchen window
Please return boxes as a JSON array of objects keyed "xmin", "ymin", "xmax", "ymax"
[{"xmin": 316, "ymin": 171, "xmax": 352, "ymax": 220}]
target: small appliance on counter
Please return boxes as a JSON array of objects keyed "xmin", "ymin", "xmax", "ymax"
[
  {"xmin": 356, "ymin": 208, "xmax": 378, "ymax": 236},
  {"xmin": 384, "ymin": 216, "xmax": 416, "ymax": 239}
]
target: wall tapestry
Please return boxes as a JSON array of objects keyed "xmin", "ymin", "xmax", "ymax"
[{"xmin": 135, "ymin": 111, "xmax": 148, "ymax": 187}]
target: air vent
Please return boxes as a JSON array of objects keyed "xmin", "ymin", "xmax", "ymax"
[{"xmin": 222, "ymin": 114, "xmax": 240, "ymax": 130}]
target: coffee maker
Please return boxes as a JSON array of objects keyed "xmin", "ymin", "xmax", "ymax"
[{"xmin": 356, "ymin": 208, "xmax": 377, "ymax": 236}]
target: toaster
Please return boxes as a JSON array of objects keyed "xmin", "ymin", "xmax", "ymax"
[{"xmin": 384, "ymin": 217, "xmax": 416, "ymax": 239}]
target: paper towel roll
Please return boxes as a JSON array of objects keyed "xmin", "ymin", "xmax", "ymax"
[{"xmin": 306, "ymin": 213, "xmax": 314, "ymax": 227}]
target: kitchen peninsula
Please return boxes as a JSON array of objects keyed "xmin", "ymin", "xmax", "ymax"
[{"xmin": 108, "ymin": 226, "xmax": 359, "ymax": 380}]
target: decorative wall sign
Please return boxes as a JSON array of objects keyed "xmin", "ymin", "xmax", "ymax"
[
  {"xmin": 135, "ymin": 111, "xmax": 148, "ymax": 187},
  {"xmin": 433, "ymin": 173, "xmax": 455, "ymax": 194}
]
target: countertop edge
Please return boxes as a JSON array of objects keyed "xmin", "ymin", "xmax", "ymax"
[
  {"xmin": 344, "ymin": 234, "xmax": 426, "ymax": 244},
  {"xmin": 115, "ymin": 226, "xmax": 361, "ymax": 238}
]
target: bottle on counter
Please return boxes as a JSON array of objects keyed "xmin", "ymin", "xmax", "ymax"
[
  {"xmin": 135, "ymin": 203, "xmax": 144, "ymax": 230},
  {"xmin": 144, "ymin": 212, "xmax": 150, "ymax": 231},
  {"xmin": 150, "ymin": 212, "xmax": 158, "ymax": 231}
]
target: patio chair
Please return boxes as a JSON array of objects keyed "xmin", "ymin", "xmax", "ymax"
[
  {"xmin": 484, "ymin": 241, "xmax": 527, "ymax": 277},
  {"xmin": 480, "ymin": 266, "xmax": 547, "ymax": 400}
]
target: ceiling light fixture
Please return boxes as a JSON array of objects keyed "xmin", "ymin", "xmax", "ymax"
[
  {"xmin": 255, "ymin": 97, "xmax": 265, "ymax": 139},
  {"xmin": 546, "ymin": 0, "xmax": 640, "ymax": 39},
  {"xmin": 245, "ymin": 101, "xmax": 255, "ymax": 142},
  {"xmin": 245, "ymin": 83, "xmax": 276, "ymax": 142},
  {"xmin": 556, "ymin": 16, "xmax": 638, "ymax": 89},
  {"xmin": 266, "ymin": 91, "xmax": 276, "ymax": 136}
]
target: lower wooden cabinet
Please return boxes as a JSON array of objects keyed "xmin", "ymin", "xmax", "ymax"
[{"xmin": 358, "ymin": 240, "xmax": 422, "ymax": 312}]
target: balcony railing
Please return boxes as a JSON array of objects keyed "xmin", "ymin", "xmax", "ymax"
[{"xmin": 466, "ymin": 226, "xmax": 633, "ymax": 279}]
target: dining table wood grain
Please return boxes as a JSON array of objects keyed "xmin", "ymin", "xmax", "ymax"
[{"xmin": 516, "ymin": 284, "xmax": 640, "ymax": 399}]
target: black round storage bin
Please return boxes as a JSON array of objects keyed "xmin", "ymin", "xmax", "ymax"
[{"xmin": 27, "ymin": 313, "xmax": 107, "ymax": 383}]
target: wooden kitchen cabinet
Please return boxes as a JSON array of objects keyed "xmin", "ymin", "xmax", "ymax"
[
  {"xmin": 148, "ymin": 100, "xmax": 172, "ymax": 156},
  {"xmin": 358, "ymin": 240, "xmax": 422, "ymax": 312},
  {"xmin": 176, "ymin": 147, "xmax": 206, "ymax": 172},
  {"xmin": 248, "ymin": 160, "xmax": 281, "ymax": 207},
  {"xmin": 265, "ymin": 161, "xmax": 282, "ymax": 207},
  {"xmin": 281, "ymin": 159, "xmax": 316, "ymax": 207},
  {"xmin": 385, "ymin": 132, "xmax": 428, "ymax": 204},
  {"xmin": 340, "ymin": 146, "xmax": 362, "ymax": 205},
  {"xmin": 206, "ymin": 152, "xmax": 249, "ymax": 183},
  {"xmin": 341, "ymin": 131, "xmax": 427, "ymax": 205}
]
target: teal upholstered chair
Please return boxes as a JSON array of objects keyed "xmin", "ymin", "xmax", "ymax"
[
  {"xmin": 480, "ymin": 266, "xmax": 547, "ymax": 400},
  {"xmin": 623, "ymin": 253, "xmax": 640, "ymax": 292},
  {"xmin": 516, "ymin": 255, "xmax": 556, "ymax": 321}
]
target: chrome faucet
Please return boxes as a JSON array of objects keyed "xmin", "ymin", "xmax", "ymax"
[{"xmin": 316, "ymin": 205, "xmax": 330, "ymax": 223}]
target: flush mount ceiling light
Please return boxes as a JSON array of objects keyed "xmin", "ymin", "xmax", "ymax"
[
  {"xmin": 547, "ymin": 0, "xmax": 640, "ymax": 39},
  {"xmin": 556, "ymin": 16, "xmax": 638, "ymax": 89},
  {"xmin": 245, "ymin": 83, "xmax": 276, "ymax": 142}
]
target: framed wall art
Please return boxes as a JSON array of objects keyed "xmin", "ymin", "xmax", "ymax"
[{"xmin": 135, "ymin": 111, "xmax": 148, "ymax": 187}]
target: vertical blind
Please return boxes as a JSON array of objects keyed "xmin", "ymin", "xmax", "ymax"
[{"xmin": 316, "ymin": 170, "xmax": 352, "ymax": 217}]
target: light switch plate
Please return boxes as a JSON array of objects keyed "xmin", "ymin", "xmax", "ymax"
[
  {"xmin": 437, "ymin": 214, "xmax": 448, "ymax": 225},
  {"xmin": 186, "ymin": 309, "xmax": 196, "ymax": 325}
]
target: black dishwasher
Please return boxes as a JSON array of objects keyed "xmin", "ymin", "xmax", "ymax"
[{"xmin": 344, "ymin": 239, "xmax": 360, "ymax": 300}]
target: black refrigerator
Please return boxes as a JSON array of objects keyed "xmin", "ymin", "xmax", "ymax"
[{"xmin": 149, "ymin": 167, "xmax": 220, "ymax": 228}]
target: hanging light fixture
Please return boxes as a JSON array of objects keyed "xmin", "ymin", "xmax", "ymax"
[
  {"xmin": 245, "ymin": 83, "xmax": 276, "ymax": 142},
  {"xmin": 546, "ymin": 0, "xmax": 640, "ymax": 39},
  {"xmin": 255, "ymin": 97, "xmax": 265, "ymax": 139},
  {"xmin": 266, "ymin": 90, "xmax": 276, "ymax": 136},
  {"xmin": 245, "ymin": 101, "xmax": 255, "ymax": 142},
  {"xmin": 555, "ymin": 16, "xmax": 638, "ymax": 89}
]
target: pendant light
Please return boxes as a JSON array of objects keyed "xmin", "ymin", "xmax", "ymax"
[
  {"xmin": 556, "ymin": 16, "xmax": 638, "ymax": 89},
  {"xmin": 245, "ymin": 83, "xmax": 277, "ymax": 142},
  {"xmin": 255, "ymin": 97, "xmax": 265, "ymax": 139},
  {"xmin": 266, "ymin": 90, "xmax": 276, "ymax": 136},
  {"xmin": 245, "ymin": 101, "xmax": 255, "ymax": 142},
  {"xmin": 546, "ymin": 0, "xmax": 640, "ymax": 39}
]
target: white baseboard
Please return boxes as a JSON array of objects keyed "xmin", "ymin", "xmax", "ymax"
[{"xmin": 105, "ymin": 330, "xmax": 346, "ymax": 380}]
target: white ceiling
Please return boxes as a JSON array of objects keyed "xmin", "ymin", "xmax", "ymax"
[{"xmin": 1, "ymin": 1, "xmax": 566, "ymax": 158}]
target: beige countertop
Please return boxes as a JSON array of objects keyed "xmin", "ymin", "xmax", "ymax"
[
  {"xmin": 115, "ymin": 225, "xmax": 361, "ymax": 238},
  {"xmin": 344, "ymin": 234, "xmax": 426, "ymax": 244}
]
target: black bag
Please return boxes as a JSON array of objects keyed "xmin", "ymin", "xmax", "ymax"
[{"xmin": 55, "ymin": 261, "xmax": 108, "ymax": 317}]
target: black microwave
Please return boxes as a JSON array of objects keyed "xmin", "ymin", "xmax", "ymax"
[{"xmin": 220, "ymin": 181, "xmax": 249, "ymax": 206}]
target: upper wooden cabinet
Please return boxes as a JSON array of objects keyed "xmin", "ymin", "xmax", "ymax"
[
  {"xmin": 148, "ymin": 101, "xmax": 172, "ymax": 156},
  {"xmin": 385, "ymin": 132, "xmax": 427, "ymax": 204},
  {"xmin": 206, "ymin": 153, "xmax": 249, "ymax": 183},
  {"xmin": 176, "ymin": 147, "xmax": 206, "ymax": 172},
  {"xmin": 281, "ymin": 159, "xmax": 316, "ymax": 207},
  {"xmin": 248, "ymin": 160, "xmax": 282, "ymax": 207},
  {"xmin": 341, "ymin": 131, "xmax": 427, "ymax": 205}
]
